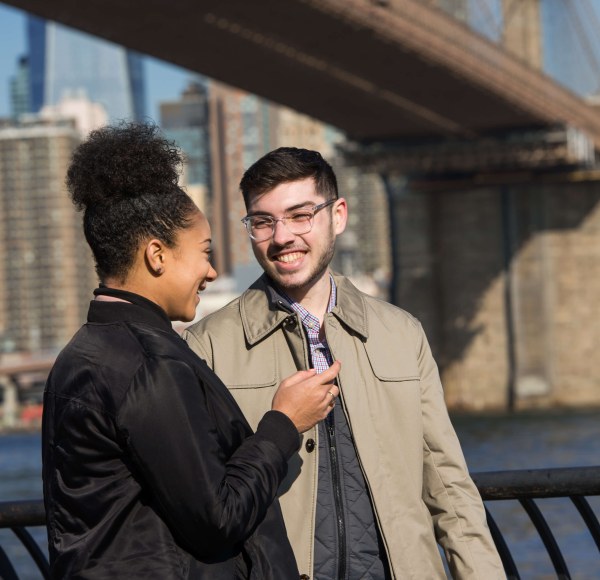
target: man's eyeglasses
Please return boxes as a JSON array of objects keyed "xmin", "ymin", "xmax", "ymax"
[{"xmin": 241, "ymin": 199, "xmax": 337, "ymax": 241}]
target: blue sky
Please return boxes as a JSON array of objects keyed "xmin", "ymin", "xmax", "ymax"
[{"xmin": 0, "ymin": 3, "xmax": 194, "ymax": 120}]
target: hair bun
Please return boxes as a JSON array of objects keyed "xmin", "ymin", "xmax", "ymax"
[{"xmin": 67, "ymin": 122, "xmax": 182, "ymax": 210}]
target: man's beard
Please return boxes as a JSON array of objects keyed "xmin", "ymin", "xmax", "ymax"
[
  {"xmin": 257, "ymin": 228, "xmax": 336, "ymax": 291},
  {"xmin": 278, "ymin": 239, "xmax": 335, "ymax": 291}
]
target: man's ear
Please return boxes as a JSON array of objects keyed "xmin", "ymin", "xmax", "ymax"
[
  {"xmin": 145, "ymin": 239, "xmax": 166, "ymax": 275},
  {"xmin": 333, "ymin": 198, "xmax": 348, "ymax": 235}
]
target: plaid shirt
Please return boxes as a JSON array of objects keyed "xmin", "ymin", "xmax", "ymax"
[{"xmin": 280, "ymin": 275, "xmax": 336, "ymax": 374}]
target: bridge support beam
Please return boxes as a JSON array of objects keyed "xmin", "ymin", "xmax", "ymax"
[
  {"xmin": 342, "ymin": 130, "xmax": 600, "ymax": 411},
  {"xmin": 381, "ymin": 175, "xmax": 408, "ymax": 308}
]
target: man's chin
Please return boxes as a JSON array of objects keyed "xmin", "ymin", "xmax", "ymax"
[{"xmin": 266, "ymin": 268, "xmax": 305, "ymax": 289}]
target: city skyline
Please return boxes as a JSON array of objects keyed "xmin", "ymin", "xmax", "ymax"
[{"xmin": 0, "ymin": 4, "xmax": 193, "ymax": 121}]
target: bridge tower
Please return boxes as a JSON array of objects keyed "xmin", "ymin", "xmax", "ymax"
[
  {"xmin": 333, "ymin": 0, "xmax": 600, "ymax": 413},
  {"xmin": 501, "ymin": 0, "xmax": 542, "ymax": 68}
]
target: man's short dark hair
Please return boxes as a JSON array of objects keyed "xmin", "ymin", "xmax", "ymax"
[{"xmin": 239, "ymin": 147, "xmax": 338, "ymax": 207}]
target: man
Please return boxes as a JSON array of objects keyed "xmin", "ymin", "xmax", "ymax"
[{"xmin": 184, "ymin": 148, "xmax": 504, "ymax": 579}]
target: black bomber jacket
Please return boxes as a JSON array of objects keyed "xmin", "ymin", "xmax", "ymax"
[{"xmin": 42, "ymin": 287, "xmax": 300, "ymax": 579}]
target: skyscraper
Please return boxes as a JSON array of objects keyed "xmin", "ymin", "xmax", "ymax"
[
  {"xmin": 9, "ymin": 56, "xmax": 30, "ymax": 119},
  {"xmin": 0, "ymin": 117, "xmax": 96, "ymax": 353},
  {"xmin": 27, "ymin": 15, "xmax": 146, "ymax": 121},
  {"xmin": 160, "ymin": 80, "xmax": 211, "ymax": 212},
  {"xmin": 206, "ymin": 83, "xmax": 279, "ymax": 275}
]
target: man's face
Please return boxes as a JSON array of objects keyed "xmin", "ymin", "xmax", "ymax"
[{"xmin": 246, "ymin": 177, "xmax": 347, "ymax": 293}]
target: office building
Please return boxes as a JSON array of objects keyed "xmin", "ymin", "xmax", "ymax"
[
  {"xmin": 206, "ymin": 83, "xmax": 279, "ymax": 274},
  {"xmin": 0, "ymin": 118, "xmax": 96, "ymax": 353},
  {"xmin": 160, "ymin": 80, "xmax": 210, "ymax": 212},
  {"xmin": 27, "ymin": 15, "xmax": 146, "ymax": 121},
  {"xmin": 39, "ymin": 93, "xmax": 108, "ymax": 137},
  {"xmin": 9, "ymin": 56, "xmax": 30, "ymax": 119}
]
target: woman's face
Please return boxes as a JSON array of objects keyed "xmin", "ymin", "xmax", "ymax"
[{"xmin": 160, "ymin": 210, "xmax": 217, "ymax": 322}]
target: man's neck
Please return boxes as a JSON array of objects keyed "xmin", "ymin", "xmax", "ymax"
[{"xmin": 281, "ymin": 271, "xmax": 332, "ymax": 325}]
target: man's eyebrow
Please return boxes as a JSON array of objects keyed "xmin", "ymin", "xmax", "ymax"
[{"xmin": 246, "ymin": 201, "xmax": 315, "ymax": 217}]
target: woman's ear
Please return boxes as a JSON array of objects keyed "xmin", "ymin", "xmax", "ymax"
[{"xmin": 145, "ymin": 239, "xmax": 165, "ymax": 276}]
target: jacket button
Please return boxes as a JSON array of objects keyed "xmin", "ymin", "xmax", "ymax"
[
  {"xmin": 305, "ymin": 438, "xmax": 315, "ymax": 453},
  {"xmin": 300, "ymin": 575, "xmax": 310, "ymax": 580},
  {"xmin": 285, "ymin": 316, "xmax": 297, "ymax": 329}
]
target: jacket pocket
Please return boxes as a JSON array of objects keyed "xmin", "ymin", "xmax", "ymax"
[
  {"xmin": 218, "ymin": 341, "xmax": 279, "ymax": 389},
  {"xmin": 363, "ymin": 339, "xmax": 420, "ymax": 382}
]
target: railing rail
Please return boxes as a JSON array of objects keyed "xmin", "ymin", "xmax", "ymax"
[
  {"xmin": 473, "ymin": 466, "xmax": 600, "ymax": 580},
  {"xmin": 0, "ymin": 500, "xmax": 48, "ymax": 579},
  {"xmin": 1, "ymin": 467, "xmax": 599, "ymax": 579}
]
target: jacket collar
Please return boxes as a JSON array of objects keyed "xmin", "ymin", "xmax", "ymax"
[
  {"xmin": 88, "ymin": 286, "xmax": 175, "ymax": 333},
  {"xmin": 240, "ymin": 273, "xmax": 368, "ymax": 345}
]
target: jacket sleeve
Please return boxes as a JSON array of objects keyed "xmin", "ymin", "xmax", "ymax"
[
  {"xmin": 415, "ymin": 322, "xmax": 506, "ymax": 579},
  {"xmin": 117, "ymin": 355, "xmax": 299, "ymax": 560}
]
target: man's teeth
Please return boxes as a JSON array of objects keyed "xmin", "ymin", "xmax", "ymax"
[{"xmin": 277, "ymin": 252, "xmax": 303, "ymax": 263}]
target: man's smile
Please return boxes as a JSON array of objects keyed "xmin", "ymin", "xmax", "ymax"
[{"xmin": 274, "ymin": 251, "xmax": 305, "ymax": 263}]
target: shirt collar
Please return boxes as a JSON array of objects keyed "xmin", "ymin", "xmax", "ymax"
[
  {"xmin": 239, "ymin": 273, "xmax": 368, "ymax": 345},
  {"xmin": 279, "ymin": 274, "xmax": 337, "ymax": 327}
]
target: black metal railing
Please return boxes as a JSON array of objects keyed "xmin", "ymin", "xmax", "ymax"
[
  {"xmin": 1, "ymin": 466, "xmax": 599, "ymax": 579},
  {"xmin": 0, "ymin": 500, "xmax": 48, "ymax": 579},
  {"xmin": 473, "ymin": 466, "xmax": 600, "ymax": 579}
]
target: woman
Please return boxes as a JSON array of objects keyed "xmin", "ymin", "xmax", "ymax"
[{"xmin": 42, "ymin": 123, "xmax": 340, "ymax": 579}]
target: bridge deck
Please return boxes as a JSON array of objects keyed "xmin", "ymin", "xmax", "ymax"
[{"xmin": 5, "ymin": 0, "xmax": 600, "ymax": 146}]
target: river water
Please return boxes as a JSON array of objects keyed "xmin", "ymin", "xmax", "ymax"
[{"xmin": 1, "ymin": 409, "xmax": 599, "ymax": 579}]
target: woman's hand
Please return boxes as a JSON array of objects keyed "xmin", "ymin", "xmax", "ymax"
[{"xmin": 271, "ymin": 361, "xmax": 341, "ymax": 433}]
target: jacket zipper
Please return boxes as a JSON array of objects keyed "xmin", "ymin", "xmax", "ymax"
[
  {"xmin": 326, "ymin": 411, "xmax": 347, "ymax": 580},
  {"xmin": 335, "ymin": 399, "xmax": 394, "ymax": 578},
  {"xmin": 326, "ymin": 319, "xmax": 392, "ymax": 578}
]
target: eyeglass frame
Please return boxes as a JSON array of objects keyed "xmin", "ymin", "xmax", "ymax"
[{"xmin": 241, "ymin": 198, "xmax": 338, "ymax": 241}]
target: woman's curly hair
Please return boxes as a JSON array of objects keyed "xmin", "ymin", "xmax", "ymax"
[{"xmin": 67, "ymin": 122, "xmax": 196, "ymax": 282}]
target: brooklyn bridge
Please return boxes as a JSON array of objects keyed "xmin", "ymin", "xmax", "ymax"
[{"xmin": 2, "ymin": 0, "xmax": 600, "ymax": 413}]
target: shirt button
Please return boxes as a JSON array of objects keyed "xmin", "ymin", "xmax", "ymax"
[
  {"xmin": 305, "ymin": 438, "xmax": 315, "ymax": 453},
  {"xmin": 300, "ymin": 575, "xmax": 310, "ymax": 580}
]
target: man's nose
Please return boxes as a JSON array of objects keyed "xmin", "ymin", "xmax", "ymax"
[{"xmin": 272, "ymin": 218, "xmax": 296, "ymax": 245}]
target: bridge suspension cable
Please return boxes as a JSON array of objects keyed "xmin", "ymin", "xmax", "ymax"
[
  {"xmin": 470, "ymin": 0, "xmax": 503, "ymax": 40},
  {"xmin": 565, "ymin": 0, "xmax": 600, "ymax": 94},
  {"xmin": 579, "ymin": 0, "xmax": 600, "ymax": 93}
]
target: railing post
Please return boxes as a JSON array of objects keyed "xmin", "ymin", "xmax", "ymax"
[
  {"xmin": 571, "ymin": 496, "xmax": 600, "ymax": 552},
  {"xmin": 519, "ymin": 498, "xmax": 570, "ymax": 578}
]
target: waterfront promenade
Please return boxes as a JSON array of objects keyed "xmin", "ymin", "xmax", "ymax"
[{"xmin": 2, "ymin": 409, "xmax": 599, "ymax": 578}]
